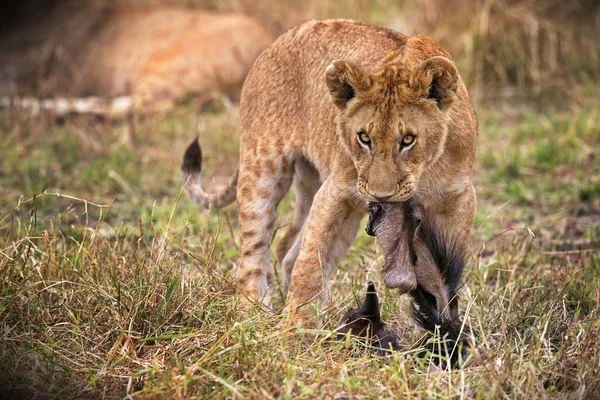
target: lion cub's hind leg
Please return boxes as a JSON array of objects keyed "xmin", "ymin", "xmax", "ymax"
[
  {"xmin": 276, "ymin": 157, "xmax": 321, "ymax": 292},
  {"xmin": 236, "ymin": 158, "xmax": 294, "ymax": 305}
]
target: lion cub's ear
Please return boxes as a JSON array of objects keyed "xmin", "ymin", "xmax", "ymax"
[
  {"xmin": 411, "ymin": 56, "xmax": 459, "ymax": 111},
  {"xmin": 325, "ymin": 60, "xmax": 372, "ymax": 109}
]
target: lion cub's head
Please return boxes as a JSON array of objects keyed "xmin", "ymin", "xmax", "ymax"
[{"xmin": 325, "ymin": 38, "xmax": 459, "ymax": 202}]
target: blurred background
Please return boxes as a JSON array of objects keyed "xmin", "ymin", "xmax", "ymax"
[{"xmin": 1, "ymin": 0, "xmax": 598, "ymax": 107}]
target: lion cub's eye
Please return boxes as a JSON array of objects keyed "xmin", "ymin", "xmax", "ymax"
[
  {"xmin": 357, "ymin": 131, "xmax": 371, "ymax": 147},
  {"xmin": 400, "ymin": 133, "xmax": 416, "ymax": 150}
]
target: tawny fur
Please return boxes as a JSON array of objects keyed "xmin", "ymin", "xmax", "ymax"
[{"xmin": 182, "ymin": 20, "xmax": 478, "ymax": 326}]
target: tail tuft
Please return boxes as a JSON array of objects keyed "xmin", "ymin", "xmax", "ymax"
[
  {"xmin": 181, "ymin": 137, "xmax": 202, "ymax": 175},
  {"xmin": 180, "ymin": 136, "xmax": 238, "ymax": 210}
]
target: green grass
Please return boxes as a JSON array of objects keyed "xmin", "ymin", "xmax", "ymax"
[{"xmin": 1, "ymin": 99, "xmax": 599, "ymax": 398}]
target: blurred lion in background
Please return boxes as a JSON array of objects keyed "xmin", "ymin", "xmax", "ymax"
[{"xmin": 0, "ymin": 1, "xmax": 274, "ymax": 111}]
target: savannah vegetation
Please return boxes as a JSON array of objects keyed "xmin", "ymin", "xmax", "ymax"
[{"xmin": 1, "ymin": 0, "xmax": 599, "ymax": 398}]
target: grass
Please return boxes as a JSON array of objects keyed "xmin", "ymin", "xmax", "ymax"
[{"xmin": 0, "ymin": 95, "xmax": 598, "ymax": 399}]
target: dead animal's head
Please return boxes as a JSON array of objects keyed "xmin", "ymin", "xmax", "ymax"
[
  {"xmin": 325, "ymin": 36, "xmax": 459, "ymax": 203},
  {"xmin": 365, "ymin": 199, "xmax": 420, "ymax": 293},
  {"xmin": 337, "ymin": 281, "xmax": 400, "ymax": 355}
]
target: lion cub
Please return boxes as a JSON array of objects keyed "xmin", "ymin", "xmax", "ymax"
[{"xmin": 182, "ymin": 19, "xmax": 477, "ymax": 326}]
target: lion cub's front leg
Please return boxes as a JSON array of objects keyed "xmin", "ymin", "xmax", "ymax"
[{"xmin": 284, "ymin": 178, "xmax": 364, "ymax": 327}]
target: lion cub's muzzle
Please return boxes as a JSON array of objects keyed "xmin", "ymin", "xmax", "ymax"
[{"xmin": 360, "ymin": 176, "xmax": 415, "ymax": 203}]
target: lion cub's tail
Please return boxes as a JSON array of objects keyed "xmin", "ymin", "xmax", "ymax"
[{"xmin": 181, "ymin": 137, "xmax": 239, "ymax": 210}]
